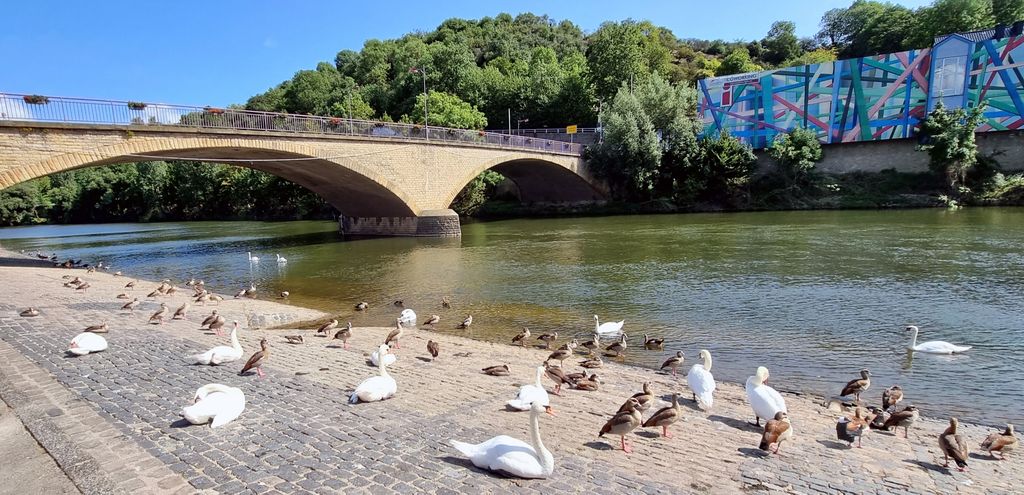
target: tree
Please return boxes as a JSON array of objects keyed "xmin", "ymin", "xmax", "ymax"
[
  {"xmin": 783, "ymin": 48, "xmax": 838, "ymax": 68},
  {"xmin": 815, "ymin": 1, "xmax": 916, "ymax": 58},
  {"xmin": 911, "ymin": 0, "xmax": 995, "ymax": 47},
  {"xmin": 767, "ymin": 127, "xmax": 823, "ymax": 187},
  {"xmin": 762, "ymin": 21, "xmax": 802, "ymax": 66},
  {"xmin": 993, "ymin": 0, "xmax": 1024, "ymax": 25},
  {"xmin": 716, "ymin": 48, "xmax": 763, "ymax": 76},
  {"xmin": 917, "ymin": 101, "xmax": 987, "ymax": 197},
  {"xmin": 406, "ymin": 91, "xmax": 487, "ymax": 129},
  {"xmin": 586, "ymin": 21, "xmax": 671, "ymax": 100},
  {"xmin": 687, "ymin": 133, "xmax": 758, "ymax": 205},
  {"xmin": 586, "ymin": 87, "xmax": 661, "ymax": 200}
]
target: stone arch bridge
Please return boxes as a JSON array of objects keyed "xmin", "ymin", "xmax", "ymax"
[{"xmin": 0, "ymin": 96, "xmax": 602, "ymax": 236}]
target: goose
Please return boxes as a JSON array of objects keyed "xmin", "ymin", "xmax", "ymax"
[
  {"xmin": 537, "ymin": 332, "xmax": 558, "ymax": 349},
  {"xmin": 121, "ymin": 298, "xmax": 140, "ymax": 312},
  {"xmin": 355, "ymin": 302, "xmax": 369, "ymax": 311},
  {"xmin": 247, "ymin": 252, "xmax": 259, "ymax": 263},
  {"xmin": 332, "ymin": 322, "xmax": 353, "ymax": 349},
  {"xmin": 427, "ymin": 340, "xmax": 439, "ymax": 361},
  {"xmin": 642, "ymin": 393, "xmax": 683, "ymax": 438},
  {"xmin": 239, "ymin": 338, "xmax": 270, "ymax": 379},
  {"xmin": 507, "ymin": 366, "xmax": 549, "ymax": 410},
  {"xmin": 75, "ymin": 282, "xmax": 91, "ymax": 292},
  {"xmin": 195, "ymin": 293, "xmax": 211, "ymax": 305},
  {"xmin": 882, "ymin": 385, "xmax": 904, "ymax": 411},
  {"xmin": 980, "ymin": 424, "xmax": 1017, "ymax": 459},
  {"xmin": 544, "ymin": 364, "xmax": 575, "ymax": 396},
  {"xmin": 316, "ymin": 319, "xmax": 339, "ymax": 337},
  {"xmin": 905, "ymin": 325, "xmax": 971, "ymax": 354},
  {"xmin": 604, "ymin": 333, "xmax": 628, "ymax": 357},
  {"xmin": 83, "ymin": 323, "xmax": 108, "ymax": 334},
  {"xmin": 579, "ymin": 355, "xmax": 603, "ymax": 368},
  {"xmin": 745, "ymin": 366, "xmax": 787, "ymax": 426},
  {"xmin": 840, "ymin": 369, "xmax": 871, "ymax": 403},
  {"xmin": 512, "ymin": 327, "xmax": 531, "ymax": 346},
  {"xmin": 113, "ymin": 271, "xmax": 122, "ymax": 277},
  {"xmin": 200, "ymin": 310, "xmax": 220, "ymax": 328},
  {"xmin": 594, "ymin": 315, "xmax": 624, "ymax": 335},
  {"xmin": 165, "ymin": 286, "xmax": 178, "ymax": 296},
  {"xmin": 660, "ymin": 351, "xmax": 684, "ymax": 376},
  {"xmin": 450, "ymin": 400, "xmax": 555, "ymax": 479},
  {"xmin": 208, "ymin": 294, "xmax": 224, "ymax": 305},
  {"xmin": 457, "ymin": 315, "xmax": 473, "ymax": 329},
  {"xmin": 181, "ymin": 384, "xmax": 245, "ymax": 428},
  {"xmin": 350, "ymin": 344, "xmax": 397, "ymax": 403},
  {"xmin": 545, "ymin": 346, "xmax": 574, "ymax": 366},
  {"xmin": 837, "ymin": 407, "xmax": 873, "ymax": 448},
  {"xmin": 643, "ymin": 334, "xmax": 664, "ymax": 349},
  {"xmin": 482, "ymin": 364, "xmax": 511, "ymax": 376},
  {"xmin": 687, "ymin": 350, "xmax": 716, "ymax": 411},
  {"xmin": 557, "ymin": 339, "xmax": 579, "ymax": 351},
  {"xmin": 207, "ymin": 315, "xmax": 227, "ymax": 337},
  {"xmin": 581, "ymin": 334, "xmax": 600, "ymax": 354},
  {"xmin": 185, "ymin": 277, "xmax": 196, "ymax": 286},
  {"xmin": 385, "ymin": 318, "xmax": 404, "ymax": 349},
  {"xmin": 284, "ymin": 335, "xmax": 305, "ymax": 345},
  {"xmin": 276, "ymin": 254, "xmax": 287, "ymax": 264},
  {"xmin": 279, "ymin": 291, "xmax": 289, "ymax": 299},
  {"xmin": 883, "ymin": 405, "xmax": 920, "ymax": 438},
  {"xmin": 147, "ymin": 289, "xmax": 162, "ymax": 298},
  {"xmin": 759, "ymin": 411, "xmax": 793, "ymax": 454},
  {"xmin": 370, "ymin": 345, "xmax": 397, "ymax": 367},
  {"xmin": 939, "ymin": 417, "xmax": 969, "ymax": 471},
  {"xmin": 621, "ymin": 382, "xmax": 655, "ymax": 413},
  {"xmin": 393, "ymin": 299, "xmax": 404, "ymax": 307},
  {"xmin": 19, "ymin": 308, "xmax": 39, "ymax": 317},
  {"xmin": 441, "ymin": 296, "xmax": 452, "ymax": 309},
  {"xmin": 599, "ymin": 397, "xmax": 642, "ymax": 454},
  {"xmin": 868, "ymin": 406, "xmax": 890, "ymax": 430},
  {"xmin": 149, "ymin": 303, "xmax": 169, "ymax": 325},
  {"xmin": 575, "ymin": 373, "xmax": 601, "ymax": 391},
  {"xmin": 125, "ymin": 280, "xmax": 136, "ymax": 290},
  {"xmin": 172, "ymin": 303, "xmax": 189, "ymax": 320},
  {"xmin": 398, "ymin": 308, "xmax": 417, "ymax": 326},
  {"xmin": 116, "ymin": 293, "xmax": 130, "ymax": 299},
  {"xmin": 423, "ymin": 314, "xmax": 440, "ymax": 326},
  {"xmin": 192, "ymin": 321, "xmax": 244, "ymax": 365},
  {"xmin": 68, "ymin": 332, "xmax": 108, "ymax": 356}
]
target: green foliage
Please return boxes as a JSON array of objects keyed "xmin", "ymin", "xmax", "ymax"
[
  {"xmin": 406, "ymin": 91, "xmax": 487, "ymax": 129},
  {"xmin": 586, "ymin": 20, "xmax": 671, "ymax": 100},
  {"xmin": 450, "ymin": 170, "xmax": 506, "ymax": 215},
  {"xmin": 910, "ymin": 0, "xmax": 994, "ymax": 47},
  {"xmin": 768, "ymin": 127, "xmax": 824, "ymax": 186},
  {"xmin": 683, "ymin": 133, "xmax": 758, "ymax": 205},
  {"xmin": 993, "ymin": 0, "xmax": 1024, "ymax": 25},
  {"xmin": 783, "ymin": 48, "xmax": 838, "ymax": 68},
  {"xmin": 715, "ymin": 48, "xmax": 763, "ymax": 76},
  {"xmin": 762, "ymin": 21, "xmax": 802, "ymax": 66},
  {"xmin": 587, "ymin": 88, "xmax": 661, "ymax": 200},
  {"xmin": 816, "ymin": 1, "xmax": 916, "ymax": 57},
  {"xmin": 917, "ymin": 102, "xmax": 987, "ymax": 196}
]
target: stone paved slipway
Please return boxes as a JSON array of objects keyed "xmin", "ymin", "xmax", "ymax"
[{"xmin": 0, "ymin": 252, "xmax": 1020, "ymax": 494}]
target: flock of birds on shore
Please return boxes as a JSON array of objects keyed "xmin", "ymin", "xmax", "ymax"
[{"xmin": 13, "ymin": 250, "xmax": 1019, "ymax": 480}]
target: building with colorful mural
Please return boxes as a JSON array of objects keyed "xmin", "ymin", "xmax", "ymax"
[{"xmin": 697, "ymin": 22, "xmax": 1024, "ymax": 149}]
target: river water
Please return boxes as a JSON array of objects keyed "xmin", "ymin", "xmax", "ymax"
[{"xmin": 1, "ymin": 209, "xmax": 1021, "ymax": 426}]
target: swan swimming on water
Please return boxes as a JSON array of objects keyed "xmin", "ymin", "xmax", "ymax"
[
  {"xmin": 905, "ymin": 325, "xmax": 971, "ymax": 354},
  {"xmin": 276, "ymin": 254, "xmax": 287, "ymax": 264},
  {"xmin": 594, "ymin": 315, "xmax": 624, "ymax": 335},
  {"xmin": 247, "ymin": 252, "xmax": 259, "ymax": 263}
]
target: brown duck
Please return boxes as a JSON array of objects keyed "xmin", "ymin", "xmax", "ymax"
[
  {"xmin": 316, "ymin": 319, "xmax": 339, "ymax": 337},
  {"xmin": 544, "ymin": 364, "xmax": 575, "ymax": 396},
  {"xmin": 575, "ymin": 373, "xmax": 601, "ymax": 391},
  {"xmin": 938, "ymin": 417, "xmax": 969, "ymax": 471},
  {"xmin": 384, "ymin": 318, "xmax": 404, "ymax": 349},
  {"xmin": 83, "ymin": 323, "xmax": 109, "ymax": 334},
  {"xmin": 536, "ymin": 332, "xmax": 558, "ymax": 349},
  {"xmin": 882, "ymin": 385, "xmax": 903, "ymax": 411},
  {"xmin": 511, "ymin": 327, "xmax": 531, "ymax": 346},
  {"xmin": 19, "ymin": 308, "xmax": 40, "ymax": 317},
  {"xmin": 840, "ymin": 369, "xmax": 871, "ymax": 403},
  {"xmin": 240, "ymin": 338, "xmax": 270, "ymax": 379},
  {"xmin": 642, "ymin": 393, "xmax": 683, "ymax": 438},
  {"xmin": 660, "ymin": 351, "xmax": 685, "ymax": 377},
  {"xmin": 599, "ymin": 397, "xmax": 642, "ymax": 454},
  {"xmin": 172, "ymin": 303, "xmax": 189, "ymax": 320},
  {"xmin": 482, "ymin": 364, "xmax": 510, "ymax": 376},
  {"xmin": 759, "ymin": 411, "xmax": 793, "ymax": 454},
  {"xmin": 980, "ymin": 424, "xmax": 1017, "ymax": 460},
  {"xmin": 149, "ymin": 303, "xmax": 168, "ymax": 325},
  {"xmin": 427, "ymin": 340, "xmax": 439, "ymax": 361},
  {"xmin": 882, "ymin": 405, "xmax": 919, "ymax": 438},
  {"xmin": 332, "ymin": 322, "xmax": 353, "ymax": 349},
  {"xmin": 620, "ymin": 382, "xmax": 655, "ymax": 413}
]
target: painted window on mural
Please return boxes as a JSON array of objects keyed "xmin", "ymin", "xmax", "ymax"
[{"xmin": 935, "ymin": 56, "xmax": 966, "ymax": 97}]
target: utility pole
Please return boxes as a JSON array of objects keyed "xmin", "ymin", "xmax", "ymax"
[
  {"xmin": 410, "ymin": 66, "xmax": 429, "ymax": 139},
  {"xmin": 508, "ymin": 108, "xmax": 512, "ymax": 135}
]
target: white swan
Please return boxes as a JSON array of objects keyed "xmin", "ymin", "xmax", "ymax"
[
  {"xmin": 192, "ymin": 321, "xmax": 244, "ymax": 365},
  {"xmin": 507, "ymin": 366, "xmax": 550, "ymax": 411},
  {"xmin": 68, "ymin": 332, "xmax": 108, "ymax": 355},
  {"xmin": 450, "ymin": 400, "xmax": 555, "ymax": 479},
  {"xmin": 247, "ymin": 251, "xmax": 259, "ymax": 263},
  {"xmin": 398, "ymin": 308, "xmax": 417, "ymax": 326},
  {"xmin": 276, "ymin": 254, "xmax": 287, "ymax": 264},
  {"xmin": 181, "ymin": 384, "xmax": 246, "ymax": 428},
  {"xmin": 370, "ymin": 346, "xmax": 397, "ymax": 367},
  {"xmin": 687, "ymin": 349, "xmax": 716, "ymax": 411},
  {"xmin": 745, "ymin": 366, "xmax": 787, "ymax": 425},
  {"xmin": 350, "ymin": 344, "xmax": 397, "ymax": 403},
  {"xmin": 905, "ymin": 325, "xmax": 971, "ymax": 354},
  {"xmin": 594, "ymin": 315, "xmax": 624, "ymax": 335}
]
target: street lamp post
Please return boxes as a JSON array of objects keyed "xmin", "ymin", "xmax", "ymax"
[
  {"xmin": 517, "ymin": 118, "xmax": 529, "ymax": 135},
  {"xmin": 410, "ymin": 66, "xmax": 429, "ymax": 139}
]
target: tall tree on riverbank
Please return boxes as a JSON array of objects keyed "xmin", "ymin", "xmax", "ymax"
[{"xmin": 917, "ymin": 102, "xmax": 988, "ymax": 198}]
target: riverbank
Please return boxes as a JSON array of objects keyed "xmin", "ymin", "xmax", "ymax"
[{"xmin": 0, "ymin": 248, "xmax": 1019, "ymax": 494}]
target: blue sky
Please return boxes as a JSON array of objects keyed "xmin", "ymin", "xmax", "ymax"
[{"xmin": 1, "ymin": 0, "xmax": 932, "ymax": 107}]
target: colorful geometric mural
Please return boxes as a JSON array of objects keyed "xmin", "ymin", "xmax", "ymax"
[
  {"xmin": 698, "ymin": 50, "xmax": 931, "ymax": 148},
  {"xmin": 967, "ymin": 35, "xmax": 1024, "ymax": 132}
]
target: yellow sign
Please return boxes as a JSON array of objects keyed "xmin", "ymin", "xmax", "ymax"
[{"xmin": 566, "ymin": 125, "xmax": 578, "ymax": 134}]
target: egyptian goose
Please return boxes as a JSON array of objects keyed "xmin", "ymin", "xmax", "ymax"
[
  {"xmin": 544, "ymin": 364, "xmax": 575, "ymax": 395},
  {"xmin": 149, "ymin": 303, "xmax": 169, "ymax": 325},
  {"xmin": 581, "ymin": 334, "xmax": 600, "ymax": 354},
  {"xmin": 579, "ymin": 355, "xmax": 603, "ymax": 368},
  {"xmin": 512, "ymin": 327, "xmax": 531, "ymax": 346},
  {"xmin": 424, "ymin": 314, "xmax": 440, "ymax": 326},
  {"xmin": 393, "ymin": 300, "xmax": 404, "ymax": 307},
  {"xmin": 125, "ymin": 280, "xmax": 136, "ymax": 290},
  {"xmin": 75, "ymin": 281, "xmax": 91, "ymax": 292},
  {"xmin": 385, "ymin": 318, "xmax": 404, "ymax": 349},
  {"xmin": 980, "ymin": 424, "xmax": 1017, "ymax": 459},
  {"xmin": 642, "ymin": 393, "xmax": 683, "ymax": 438},
  {"xmin": 148, "ymin": 289, "xmax": 162, "ymax": 298},
  {"xmin": 840, "ymin": 369, "xmax": 871, "ymax": 403},
  {"xmin": 545, "ymin": 345, "xmax": 574, "ymax": 366},
  {"xmin": 836, "ymin": 407, "xmax": 873, "ymax": 448},
  {"xmin": 316, "ymin": 319, "xmax": 339, "ymax": 337},
  {"xmin": 239, "ymin": 338, "xmax": 270, "ymax": 379},
  {"xmin": 207, "ymin": 315, "xmax": 227, "ymax": 337},
  {"xmin": 332, "ymin": 322, "xmax": 353, "ymax": 349},
  {"xmin": 450, "ymin": 400, "xmax": 554, "ymax": 478},
  {"xmin": 575, "ymin": 373, "xmax": 601, "ymax": 391},
  {"xmin": 279, "ymin": 291, "xmax": 289, "ymax": 299},
  {"xmin": 284, "ymin": 335, "xmax": 304, "ymax": 344},
  {"xmin": 181, "ymin": 384, "xmax": 245, "ymax": 428},
  {"xmin": 621, "ymin": 382, "xmax": 655, "ymax": 413},
  {"xmin": 165, "ymin": 286, "xmax": 178, "ymax": 296},
  {"xmin": 643, "ymin": 334, "xmax": 664, "ymax": 349},
  {"xmin": 883, "ymin": 405, "xmax": 919, "ymax": 438},
  {"xmin": 882, "ymin": 385, "xmax": 904, "ymax": 411},
  {"xmin": 599, "ymin": 397, "xmax": 642, "ymax": 454},
  {"xmin": 195, "ymin": 293, "xmax": 211, "ymax": 305},
  {"xmin": 536, "ymin": 332, "xmax": 558, "ymax": 349},
  {"xmin": 482, "ymin": 364, "xmax": 511, "ymax": 376},
  {"xmin": 116, "ymin": 293, "xmax": 130, "ymax": 299},
  {"xmin": 441, "ymin": 296, "xmax": 452, "ymax": 309},
  {"xmin": 350, "ymin": 344, "xmax": 397, "ymax": 403},
  {"xmin": 939, "ymin": 417, "xmax": 969, "ymax": 471},
  {"xmin": 200, "ymin": 310, "xmax": 220, "ymax": 328},
  {"xmin": 355, "ymin": 302, "xmax": 368, "ymax": 311},
  {"xmin": 208, "ymin": 294, "xmax": 224, "ymax": 304},
  {"xmin": 192, "ymin": 322, "xmax": 244, "ymax": 365},
  {"xmin": 759, "ymin": 411, "xmax": 793, "ymax": 454},
  {"xmin": 604, "ymin": 334, "xmax": 628, "ymax": 357},
  {"xmin": 457, "ymin": 315, "xmax": 473, "ymax": 329},
  {"xmin": 427, "ymin": 340, "xmax": 439, "ymax": 361},
  {"xmin": 19, "ymin": 308, "xmax": 39, "ymax": 317},
  {"xmin": 122, "ymin": 298, "xmax": 140, "ymax": 312},
  {"xmin": 745, "ymin": 366, "xmax": 787, "ymax": 426},
  {"xmin": 172, "ymin": 303, "xmax": 189, "ymax": 320},
  {"xmin": 83, "ymin": 323, "xmax": 108, "ymax": 334},
  {"xmin": 185, "ymin": 277, "xmax": 196, "ymax": 286},
  {"xmin": 660, "ymin": 351, "xmax": 684, "ymax": 376},
  {"xmin": 687, "ymin": 350, "xmax": 716, "ymax": 411}
]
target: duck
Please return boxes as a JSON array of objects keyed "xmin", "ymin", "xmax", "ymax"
[
  {"xmin": 882, "ymin": 385, "xmax": 904, "ymax": 411},
  {"xmin": 385, "ymin": 318, "xmax": 404, "ymax": 349},
  {"xmin": 745, "ymin": 366, "xmax": 787, "ymax": 426},
  {"xmin": 332, "ymin": 322, "xmax": 353, "ymax": 349},
  {"xmin": 512, "ymin": 327, "xmax": 531, "ymax": 346},
  {"xmin": 621, "ymin": 382, "xmax": 655, "ymax": 413},
  {"xmin": 239, "ymin": 338, "xmax": 270, "ymax": 379},
  {"xmin": 594, "ymin": 315, "xmax": 624, "ymax": 335},
  {"xmin": 482, "ymin": 364, "xmax": 511, "ymax": 376},
  {"xmin": 536, "ymin": 332, "xmax": 558, "ymax": 349},
  {"xmin": 148, "ymin": 303, "xmax": 169, "ymax": 325},
  {"xmin": 905, "ymin": 325, "xmax": 971, "ymax": 354},
  {"xmin": 836, "ymin": 407, "xmax": 873, "ymax": 448},
  {"xmin": 125, "ymin": 280, "xmax": 136, "ymax": 290},
  {"xmin": 121, "ymin": 297, "xmax": 140, "ymax": 312},
  {"xmin": 883, "ymin": 405, "xmax": 920, "ymax": 438},
  {"xmin": 83, "ymin": 323, "xmax": 108, "ymax": 334},
  {"xmin": 599, "ymin": 397, "xmax": 642, "ymax": 454},
  {"xmin": 147, "ymin": 289, "xmax": 163, "ymax": 298},
  {"xmin": 660, "ymin": 351, "xmax": 685, "ymax": 377},
  {"xmin": 116, "ymin": 293, "xmax": 130, "ymax": 299},
  {"xmin": 247, "ymin": 251, "xmax": 259, "ymax": 263},
  {"xmin": 393, "ymin": 300, "xmax": 404, "ymax": 307},
  {"xmin": 172, "ymin": 303, "xmax": 189, "ymax": 320},
  {"xmin": 450, "ymin": 400, "xmax": 555, "ymax": 479},
  {"xmin": 194, "ymin": 293, "xmax": 211, "ymax": 305},
  {"xmin": 840, "ymin": 369, "xmax": 871, "ymax": 403},
  {"xmin": 19, "ymin": 308, "xmax": 39, "ymax": 317},
  {"xmin": 208, "ymin": 294, "xmax": 224, "ymax": 304},
  {"xmin": 200, "ymin": 310, "xmax": 221, "ymax": 328},
  {"xmin": 355, "ymin": 302, "xmax": 369, "ymax": 311},
  {"xmin": 276, "ymin": 254, "xmax": 287, "ymax": 264},
  {"xmin": 579, "ymin": 355, "xmax": 603, "ymax": 369},
  {"xmin": 642, "ymin": 393, "xmax": 683, "ymax": 438},
  {"xmin": 423, "ymin": 314, "xmax": 440, "ymax": 326},
  {"xmin": 687, "ymin": 350, "xmax": 716, "ymax": 411},
  {"xmin": 316, "ymin": 319, "xmax": 339, "ymax": 337},
  {"xmin": 350, "ymin": 344, "xmax": 397, "ymax": 403},
  {"xmin": 557, "ymin": 339, "xmax": 579, "ymax": 351},
  {"xmin": 182, "ymin": 384, "xmax": 245, "ymax": 428},
  {"xmin": 604, "ymin": 333, "xmax": 628, "ymax": 357},
  {"xmin": 75, "ymin": 281, "xmax": 91, "ymax": 292},
  {"xmin": 581, "ymin": 334, "xmax": 600, "ymax": 354},
  {"xmin": 165, "ymin": 286, "xmax": 178, "ymax": 296},
  {"xmin": 759, "ymin": 411, "xmax": 793, "ymax": 454},
  {"xmin": 980, "ymin": 424, "xmax": 1017, "ymax": 459},
  {"xmin": 398, "ymin": 308, "xmax": 417, "ymax": 327},
  {"xmin": 207, "ymin": 315, "xmax": 227, "ymax": 337},
  {"xmin": 868, "ymin": 406, "xmax": 890, "ymax": 430},
  {"xmin": 279, "ymin": 291, "xmax": 289, "ymax": 299},
  {"xmin": 185, "ymin": 277, "xmax": 196, "ymax": 286},
  {"xmin": 192, "ymin": 321, "xmax": 244, "ymax": 365},
  {"xmin": 938, "ymin": 417, "xmax": 969, "ymax": 471},
  {"xmin": 545, "ymin": 345, "xmax": 574, "ymax": 366},
  {"xmin": 441, "ymin": 296, "xmax": 452, "ymax": 309},
  {"xmin": 643, "ymin": 334, "xmax": 664, "ymax": 349},
  {"xmin": 68, "ymin": 332, "xmax": 108, "ymax": 356},
  {"xmin": 544, "ymin": 364, "xmax": 575, "ymax": 395},
  {"xmin": 508, "ymin": 366, "xmax": 550, "ymax": 411},
  {"xmin": 284, "ymin": 335, "xmax": 304, "ymax": 345},
  {"xmin": 427, "ymin": 340, "xmax": 439, "ymax": 361},
  {"xmin": 457, "ymin": 315, "xmax": 473, "ymax": 329},
  {"xmin": 575, "ymin": 373, "xmax": 601, "ymax": 391}
]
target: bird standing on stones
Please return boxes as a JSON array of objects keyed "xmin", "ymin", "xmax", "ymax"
[
  {"xmin": 457, "ymin": 315, "xmax": 473, "ymax": 329},
  {"xmin": 980, "ymin": 424, "xmax": 1017, "ymax": 460},
  {"xmin": 201, "ymin": 310, "xmax": 220, "ymax": 329},
  {"xmin": 840, "ymin": 369, "xmax": 871, "ymax": 403},
  {"xmin": 660, "ymin": 351, "xmax": 685, "ymax": 377},
  {"xmin": 239, "ymin": 338, "xmax": 270, "ymax": 379},
  {"xmin": 604, "ymin": 333, "xmax": 628, "ymax": 357},
  {"xmin": 185, "ymin": 277, "xmax": 196, "ymax": 286},
  {"xmin": 172, "ymin": 303, "xmax": 189, "ymax": 320},
  {"xmin": 883, "ymin": 405, "xmax": 920, "ymax": 438},
  {"xmin": 19, "ymin": 308, "xmax": 39, "ymax": 317},
  {"xmin": 545, "ymin": 345, "xmax": 574, "ymax": 366},
  {"xmin": 165, "ymin": 286, "xmax": 178, "ymax": 296},
  {"xmin": 208, "ymin": 316, "xmax": 227, "ymax": 337},
  {"xmin": 544, "ymin": 365, "xmax": 575, "ymax": 396},
  {"xmin": 355, "ymin": 302, "xmax": 369, "ymax": 311},
  {"xmin": 836, "ymin": 407, "xmax": 873, "ymax": 448},
  {"xmin": 149, "ymin": 303, "xmax": 169, "ymax": 324},
  {"xmin": 122, "ymin": 298, "xmax": 140, "ymax": 313},
  {"xmin": 424, "ymin": 314, "xmax": 440, "ymax": 326},
  {"xmin": 316, "ymin": 319, "xmax": 338, "ymax": 337},
  {"xmin": 385, "ymin": 318, "xmax": 404, "ymax": 349},
  {"xmin": 759, "ymin": 412, "xmax": 793, "ymax": 454},
  {"xmin": 642, "ymin": 393, "xmax": 683, "ymax": 438},
  {"xmin": 284, "ymin": 335, "xmax": 304, "ymax": 344},
  {"xmin": 536, "ymin": 332, "xmax": 558, "ymax": 349},
  {"xmin": 332, "ymin": 322, "xmax": 353, "ymax": 349},
  {"xmin": 939, "ymin": 417, "xmax": 970, "ymax": 472},
  {"xmin": 599, "ymin": 397, "xmax": 642, "ymax": 454},
  {"xmin": 147, "ymin": 289, "xmax": 162, "ymax": 298},
  {"xmin": 581, "ymin": 334, "xmax": 600, "ymax": 354},
  {"xmin": 76, "ymin": 281, "xmax": 91, "ymax": 293},
  {"xmin": 125, "ymin": 280, "xmax": 136, "ymax": 290},
  {"xmin": 882, "ymin": 385, "xmax": 904, "ymax": 411},
  {"xmin": 208, "ymin": 294, "xmax": 224, "ymax": 305},
  {"xmin": 195, "ymin": 293, "xmax": 211, "ymax": 305},
  {"xmin": 427, "ymin": 340, "xmax": 439, "ymax": 361},
  {"xmin": 83, "ymin": 323, "xmax": 109, "ymax": 334},
  {"xmin": 482, "ymin": 364, "xmax": 511, "ymax": 376},
  {"xmin": 621, "ymin": 382, "xmax": 655, "ymax": 413}
]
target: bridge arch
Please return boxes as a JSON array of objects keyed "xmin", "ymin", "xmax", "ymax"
[{"xmin": 445, "ymin": 156, "xmax": 605, "ymax": 209}]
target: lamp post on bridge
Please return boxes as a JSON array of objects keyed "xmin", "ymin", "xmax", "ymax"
[
  {"xmin": 410, "ymin": 66, "xmax": 429, "ymax": 139},
  {"xmin": 517, "ymin": 118, "xmax": 529, "ymax": 135}
]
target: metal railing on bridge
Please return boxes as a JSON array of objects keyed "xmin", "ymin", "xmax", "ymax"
[{"xmin": 0, "ymin": 93, "xmax": 583, "ymax": 156}]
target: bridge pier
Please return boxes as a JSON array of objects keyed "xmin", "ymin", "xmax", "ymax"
[{"xmin": 339, "ymin": 209, "xmax": 461, "ymax": 237}]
